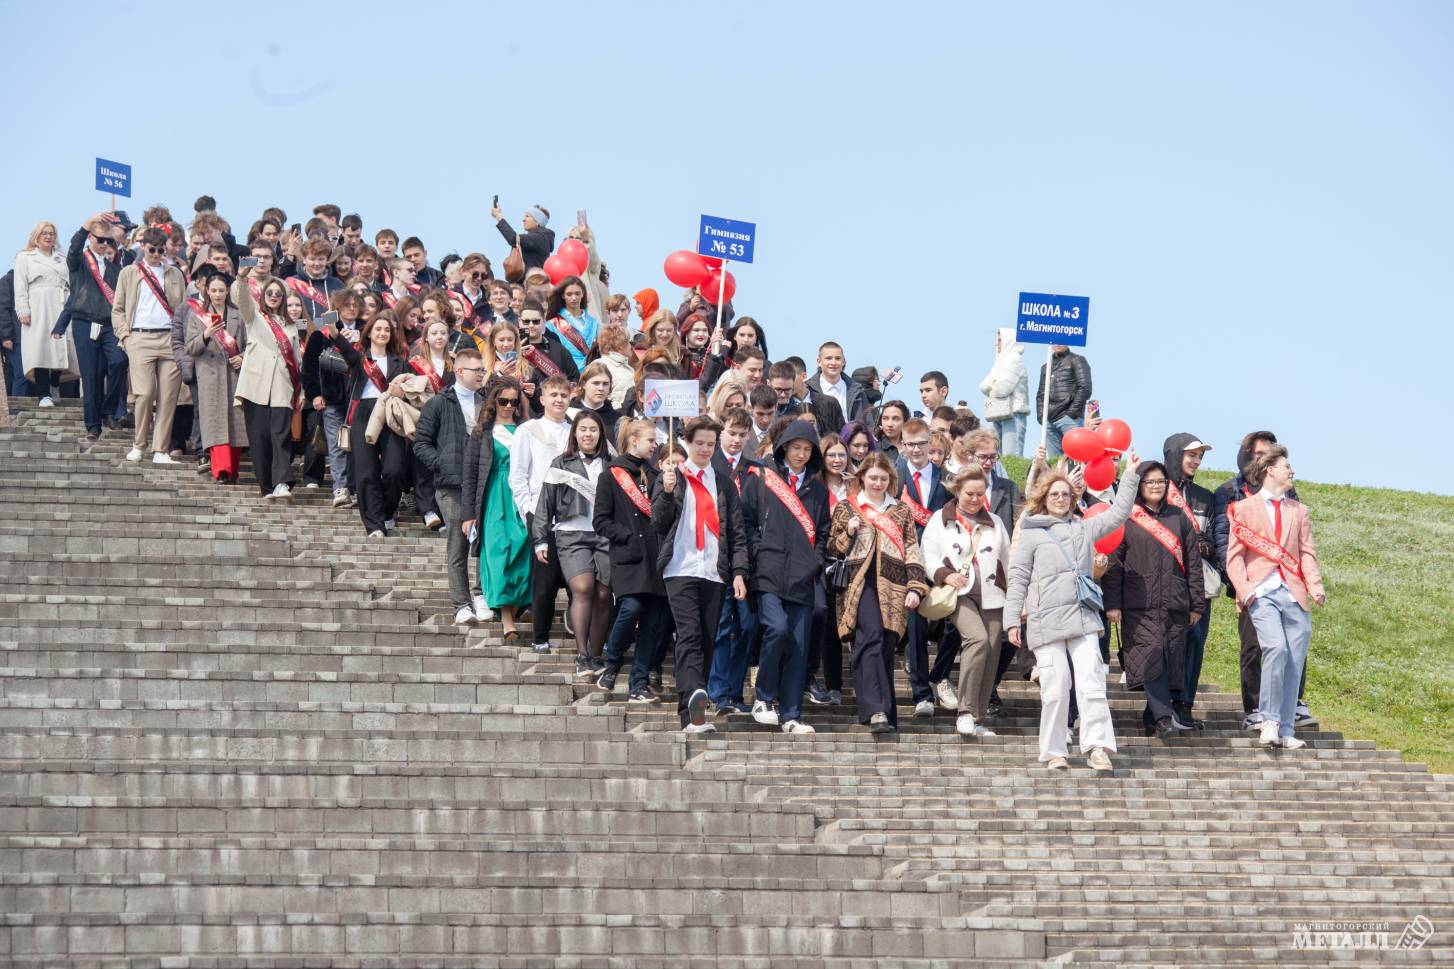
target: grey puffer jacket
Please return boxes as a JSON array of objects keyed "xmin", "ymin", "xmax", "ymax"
[{"xmin": 1003, "ymin": 465, "xmax": 1141, "ymax": 645}]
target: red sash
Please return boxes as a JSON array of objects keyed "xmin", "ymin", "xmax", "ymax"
[
  {"xmin": 761, "ymin": 468, "xmax": 816, "ymax": 546},
  {"xmin": 263, "ymin": 314, "xmax": 302, "ymax": 408},
  {"xmin": 136, "ymin": 262, "xmax": 173, "ymax": 316},
  {"xmin": 449, "ymin": 289, "xmax": 476, "ymax": 321},
  {"xmin": 380, "ymin": 291, "xmax": 398, "ymax": 309},
  {"xmin": 359, "ymin": 352, "xmax": 390, "ymax": 393},
  {"xmin": 900, "ymin": 486, "xmax": 931, "ymax": 527},
  {"xmin": 285, "ymin": 276, "xmax": 331, "ymax": 314},
  {"xmin": 85, "ymin": 250, "xmax": 115, "ymax": 304},
  {"xmin": 611, "ymin": 466, "xmax": 652, "ymax": 516},
  {"xmin": 410, "ymin": 356, "xmax": 446, "ymax": 393},
  {"xmin": 857, "ymin": 501, "xmax": 906, "ymax": 557},
  {"xmin": 1129, "ymin": 505, "xmax": 1185, "ymax": 572},
  {"xmin": 551, "ymin": 315, "xmax": 589, "ymax": 356},
  {"xmin": 522, "ymin": 343, "xmax": 563, "ymax": 378},
  {"xmin": 1166, "ymin": 480, "xmax": 1202, "ymax": 534},
  {"xmin": 248, "ymin": 278, "xmax": 263, "ymax": 305},
  {"xmin": 192, "ymin": 301, "xmax": 240, "ymax": 358},
  {"xmin": 1227, "ymin": 502, "xmax": 1304, "ymax": 584},
  {"xmin": 406, "ymin": 282, "xmax": 422, "ymax": 295}
]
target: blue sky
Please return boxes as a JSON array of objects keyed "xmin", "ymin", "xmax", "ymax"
[{"xmin": 3, "ymin": 1, "xmax": 1450, "ymax": 493}]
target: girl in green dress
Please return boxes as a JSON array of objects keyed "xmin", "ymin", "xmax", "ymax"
[{"xmin": 462, "ymin": 377, "xmax": 533, "ymax": 642}]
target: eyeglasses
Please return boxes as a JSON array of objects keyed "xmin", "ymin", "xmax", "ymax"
[
  {"xmin": 904, "ymin": 439, "xmax": 930, "ymax": 448},
  {"xmin": 772, "ymin": 387, "xmax": 792, "ymax": 397},
  {"xmin": 1142, "ymin": 479, "xmax": 1168, "ymax": 487},
  {"xmin": 1047, "ymin": 490, "xmax": 1073, "ymax": 500},
  {"xmin": 455, "ymin": 366, "xmax": 485, "ymax": 375},
  {"xmin": 973, "ymin": 452, "xmax": 999, "ymax": 462}
]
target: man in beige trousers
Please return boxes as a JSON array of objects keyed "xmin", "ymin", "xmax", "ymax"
[{"xmin": 112, "ymin": 226, "xmax": 186, "ymax": 464}]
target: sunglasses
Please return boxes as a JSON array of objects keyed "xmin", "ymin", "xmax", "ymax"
[
  {"xmin": 519, "ymin": 317, "xmax": 543, "ymax": 325},
  {"xmin": 468, "ymin": 272, "xmax": 485, "ymax": 280},
  {"xmin": 91, "ymin": 235, "xmax": 114, "ymax": 246},
  {"xmin": 497, "ymin": 397, "xmax": 519, "ymax": 406},
  {"xmin": 144, "ymin": 246, "xmax": 164, "ymax": 255}
]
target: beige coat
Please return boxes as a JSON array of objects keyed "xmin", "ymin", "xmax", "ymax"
[
  {"xmin": 365, "ymin": 373, "xmax": 433, "ymax": 443},
  {"xmin": 111, "ymin": 261, "xmax": 186, "ymax": 343},
  {"xmin": 232, "ymin": 278, "xmax": 301, "ymax": 409},
  {"xmin": 184, "ymin": 305, "xmax": 249, "ymax": 449},
  {"xmin": 13, "ymin": 248, "xmax": 72, "ymax": 377}
]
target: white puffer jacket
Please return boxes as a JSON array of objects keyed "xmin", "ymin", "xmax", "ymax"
[{"xmin": 979, "ymin": 327, "xmax": 1030, "ymax": 420}]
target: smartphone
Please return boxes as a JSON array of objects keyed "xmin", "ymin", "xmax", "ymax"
[
  {"xmin": 290, "ymin": 223, "xmax": 302, "ymax": 235},
  {"xmin": 239, "ymin": 256, "xmax": 260, "ymax": 269},
  {"xmin": 317, "ymin": 311, "xmax": 339, "ymax": 328},
  {"xmin": 468, "ymin": 523, "xmax": 478, "ymax": 544},
  {"xmin": 881, "ymin": 366, "xmax": 902, "ymax": 385},
  {"xmin": 492, "ymin": 194, "xmax": 499, "ymax": 208},
  {"xmin": 503, "ymin": 350, "xmax": 518, "ymax": 364},
  {"xmin": 1086, "ymin": 399, "xmax": 1101, "ymax": 420},
  {"xmin": 577, "ymin": 209, "xmax": 588, "ymax": 227}
]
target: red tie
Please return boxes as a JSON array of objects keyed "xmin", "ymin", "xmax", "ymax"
[
  {"xmin": 1272, "ymin": 498, "xmax": 1285, "ymax": 580},
  {"xmin": 790, "ymin": 473, "xmax": 799, "ymax": 491},
  {"xmin": 683, "ymin": 467, "xmax": 720, "ymax": 550},
  {"xmin": 914, "ymin": 470, "xmax": 923, "ymax": 501}
]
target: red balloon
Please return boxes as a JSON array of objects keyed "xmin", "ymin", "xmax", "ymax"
[
  {"xmin": 1083, "ymin": 454, "xmax": 1117, "ymax": 492},
  {"xmin": 1082, "ymin": 502, "xmax": 1125, "ymax": 554},
  {"xmin": 558, "ymin": 239, "xmax": 589, "ymax": 276},
  {"xmin": 1061, "ymin": 427, "xmax": 1106, "ymax": 463},
  {"xmin": 1095, "ymin": 418, "xmax": 1132, "ymax": 454},
  {"xmin": 542, "ymin": 254, "xmax": 573, "ymax": 285},
  {"xmin": 663, "ymin": 250, "xmax": 710, "ymax": 288},
  {"xmin": 700, "ymin": 268, "xmax": 736, "ymax": 304},
  {"xmin": 699, "ymin": 254, "xmax": 724, "ymax": 269}
]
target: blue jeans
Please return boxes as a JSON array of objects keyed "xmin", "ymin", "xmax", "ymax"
[
  {"xmin": 1044, "ymin": 415, "xmax": 1083, "ymax": 458},
  {"xmin": 322, "ymin": 403, "xmax": 350, "ymax": 490},
  {"xmin": 72, "ymin": 319, "xmax": 128, "ymax": 432},
  {"xmin": 755, "ymin": 593, "xmax": 811, "ymax": 723},
  {"xmin": 1179, "ymin": 606, "xmax": 1212, "ymax": 709},
  {"xmin": 992, "ymin": 414, "xmax": 1027, "ymax": 458},
  {"xmin": 708, "ymin": 596, "xmax": 757, "ymax": 706},
  {"xmin": 1249, "ymin": 586, "xmax": 1311, "ymax": 737},
  {"xmin": 7, "ymin": 340, "xmax": 32, "ymax": 397},
  {"xmin": 602, "ymin": 593, "xmax": 670, "ymax": 694}
]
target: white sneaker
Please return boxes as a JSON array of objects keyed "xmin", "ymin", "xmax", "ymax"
[
  {"xmin": 453, "ymin": 606, "xmax": 476, "ymax": 625},
  {"xmin": 384, "ymin": 518, "xmax": 396, "ymax": 531},
  {"xmin": 271, "ymin": 483, "xmax": 291, "ymax": 499},
  {"xmin": 1280, "ymin": 736, "xmax": 1307, "ymax": 750},
  {"xmin": 472, "ymin": 595, "xmax": 494, "ymax": 623},
  {"xmin": 682, "ymin": 722, "xmax": 717, "ymax": 734},
  {"xmin": 424, "ymin": 512, "xmax": 443, "ymax": 530},
  {"xmin": 913, "ymin": 699, "xmax": 935, "ymax": 718},
  {"xmin": 934, "ymin": 680, "xmax": 959, "ymax": 710},
  {"xmin": 152, "ymin": 452, "xmax": 180, "ymax": 465},
  {"xmin": 751, "ymin": 700, "xmax": 780, "ymax": 726},
  {"xmin": 1259, "ymin": 720, "xmax": 1282, "ymax": 747},
  {"xmin": 782, "ymin": 720, "xmax": 816, "ymax": 735},
  {"xmin": 332, "ymin": 489, "xmax": 350, "ymax": 508},
  {"xmin": 367, "ymin": 530, "xmax": 385, "ymax": 539},
  {"xmin": 125, "ymin": 447, "xmax": 143, "ymax": 462},
  {"xmin": 38, "ymin": 396, "xmax": 55, "ymax": 408},
  {"xmin": 1087, "ymin": 747, "xmax": 1114, "ymax": 772},
  {"xmin": 303, "ymin": 481, "xmax": 319, "ymax": 490},
  {"xmin": 956, "ymin": 713, "xmax": 975, "ymax": 736},
  {"xmin": 973, "ymin": 725, "xmax": 997, "ymax": 737}
]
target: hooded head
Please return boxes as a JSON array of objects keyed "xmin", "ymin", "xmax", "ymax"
[
  {"xmin": 773, "ymin": 419, "xmax": 824, "ymax": 477},
  {"xmin": 1162, "ymin": 432, "xmax": 1212, "ymax": 483},
  {"xmin": 1135, "ymin": 459, "xmax": 1170, "ymax": 506},
  {"xmin": 632, "ymin": 288, "xmax": 660, "ymax": 326},
  {"xmin": 996, "ymin": 327, "xmax": 1022, "ymax": 356},
  {"xmin": 850, "ymin": 365, "xmax": 883, "ymax": 405}
]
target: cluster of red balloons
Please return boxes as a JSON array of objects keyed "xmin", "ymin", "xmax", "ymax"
[
  {"xmin": 1061, "ymin": 418, "xmax": 1132, "ymax": 492},
  {"xmin": 663, "ymin": 249, "xmax": 736, "ymax": 303},
  {"xmin": 1083, "ymin": 503, "xmax": 1126, "ymax": 555},
  {"xmin": 542, "ymin": 239, "xmax": 590, "ymax": 285}
]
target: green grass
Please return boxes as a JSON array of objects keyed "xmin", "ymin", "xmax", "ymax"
[{"xmin": 1000, "ymin": 455, "xmax": 1454, "ymax": 775}]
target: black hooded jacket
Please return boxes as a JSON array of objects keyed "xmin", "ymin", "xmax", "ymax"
[
  {"xmin": 1162, "ymin": 432, "xmax": 1216, "ymax": 560},
  {"xmin": 740, "ymin": 420, "xmax": 832, "ymax": 605}
]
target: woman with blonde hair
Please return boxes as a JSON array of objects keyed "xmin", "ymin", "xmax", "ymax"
[
  {"xmin": 642, "ymin": 309, "xmax": 684, "ymax": 375},
  {"xmin": 1004, "ymin": 449, "xmax": 1141, "ymax": 772},
  {"xmin": 14, "ymin": 221, "xmax": 72, "ymax": 404},
  {"xmin": 706, "ymin": 374, "xmax": 749, "ymax": 423}
]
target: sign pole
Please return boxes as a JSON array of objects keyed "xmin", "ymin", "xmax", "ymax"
[
  {"xmin": 714, "ymin": 258, "xmax": 729, "ymax": 335},
  {"xmin": 110, "ymin": 193, "xmax": 115, "ymax": 213},
  {"xmin": 1039, "ymin": 346, "xmax": 1053, "ymax": 452}
]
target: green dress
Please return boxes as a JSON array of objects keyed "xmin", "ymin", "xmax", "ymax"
[{"xmin": 479, "ymin": 424, "xmax": 532, "ymax": 609}]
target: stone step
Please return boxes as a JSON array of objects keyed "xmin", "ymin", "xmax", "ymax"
[
  {"xmin": 3, "ymin": 618, "xmax": 472, "ymax": 650},
  {"xmin": 0, "ymin": 795, "xmax": 819, "ymax": 841},
  {"xmin": 0, "ymin": 698, "xmax": 618, "ymax": 734},
  {"xmin": 0, "ymin": 593, "xmax": 418, "ymax": 627},
  {"xmin": 1057, "ymin": 939, "xmax": 1449, "ymax": 963},
  {"xmin": 0, "ymin": 640, "xmax": 520, "ymax": 677},
  {"xmin": 0, "ymin": 911, "xmax": 1046, "ymax": 963},
  {"xmin": 822, "ymin": 815, "xmax": 1454, "ymax": 839},
  {"xmin": 0, "ymin": 553, "xmax": 333, "ymax": 583}
]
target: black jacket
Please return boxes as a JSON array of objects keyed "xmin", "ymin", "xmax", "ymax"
[
  {"xmin": 0, "ymin": 271, "xmax": 17, "ymax": 349},
  {"xmin": 711, "ymin": 448, "xmax": 762, "ymax": 494},
  {"xmin": 1162, "ymin": 432, "xmax": 1217, "ymax": 562},
  {"xmin": 301, "ymin": 329, "xmax": 350, "ymax": 406},
  {"xmin": 496, "ymin": 220, "xmax": 554, "ymax": 271},
  {"xmin": 413, "ymin": 266, "xmax": 444, "ymax": 288},
  {"xmin": 592, "ymin": 453, "xmax": 666, "ymax": 598},
  {"xmin": 530, "ymin": 453, "xmax": 606, "ymax": 547},
  {"xmin": 413, "ymin": 386, "xmax": 476, "ymax": 490},
  {"xmin": 461, "ymin": 423, "xmax": 501, "ymax": 527},
  {"xmin": 66, "ymin": 228, "xmax": 121, "ymax": 323},
  {"xmin": 1035, "ymin": 349, "xmax": 1092, "ymax": 424},
  {"xmin": 285, "ymin": 270, "xmax": 345, "ymax": 319},
  {"xmin": 988, "ymin": 472, "xmax": 1022, "ymax": 537},
  {"xmin": 740, "ymin": 421, "xmax": 831, "ymax": 605},
  {"xmin": 894, "ymin": 457, "xmax": 951, "ymax": 535},
  {"xmin": 807, "ymin": 373, "xmax": 870, "ymax": 427},
  {"xmin": 522, "ymin": 332, "xmax": 580, "ymax": 412},
  {"xmin": 330, "ymin": 330, "xmax": 408, "ymax": 403},
  {"xmin": 650, "ymin": 457, "xmax": 750, "ymax": 585}
]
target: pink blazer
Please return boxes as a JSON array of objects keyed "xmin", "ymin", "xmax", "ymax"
[{"xmin": 1225, "ymin": 494, "xmax": 1325, "ymax": 612}]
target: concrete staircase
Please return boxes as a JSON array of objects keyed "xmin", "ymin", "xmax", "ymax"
[{"xmin": 1, "ymin": 396, "xmax": 1449, "ymax": 967}]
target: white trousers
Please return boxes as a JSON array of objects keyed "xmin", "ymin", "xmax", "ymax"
[{"xmin": 1032, "ymin": 632, "xmax": 1117, "ymax": 760}]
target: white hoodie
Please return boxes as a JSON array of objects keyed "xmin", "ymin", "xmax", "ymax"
[{"xmin": 979, "ymin": 327, "xmax": 1030, "ymax": 420}]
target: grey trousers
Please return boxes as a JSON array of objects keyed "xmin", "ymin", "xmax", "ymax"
[{"xmin": 437, "ymin": 486, "xmax": 482, "ymax": 609}]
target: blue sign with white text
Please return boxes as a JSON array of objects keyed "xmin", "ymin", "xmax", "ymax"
[
  {"xmin": 95, "ymin": 158, "xmax": 131, "ymax": 198},
  {"xmin": 1016, "ymin": 292, "xmax": 1089, "ymax": 347},
  {"xmin": 698, "ymin": 214, "xmax": 755, "ymax": 264}
]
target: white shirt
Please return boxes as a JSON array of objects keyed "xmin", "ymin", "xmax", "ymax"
[
  {"xmin": 509, "ymin": 416, "xmax": 570, "ymax": 521},
  {"xmin": 905, "ymin": 460, "xmax": 935, "ymax": 503},
  {"xmin": 664, "ymin": 459, "xmax": 722, "ymax": 583},
  {"xmin": 820, "ymin": 374, "xmax": 848, "ymax": 414},
  {"xmin": 430, "ymin": 353, "xmax": 447, "ymax": 377},
  {"xmin": 132, "ymin": 262, "xmax": 173, "ymax": 330},
  {"xmin": 360, "ymin": 350, "xmax": 389, "ymax": 400},
  {"xmin": 455, "ymin": 386, "xmax": 478, "ymax": 431},
  {"xmin": 1251, "ymin": 488, "xmax": 1289, "ymax": 600}
]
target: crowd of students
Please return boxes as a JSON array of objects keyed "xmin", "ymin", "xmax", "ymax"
[{"xmin": 0, "ymin": 198, "xmax": 1326, "ymax": 765}]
